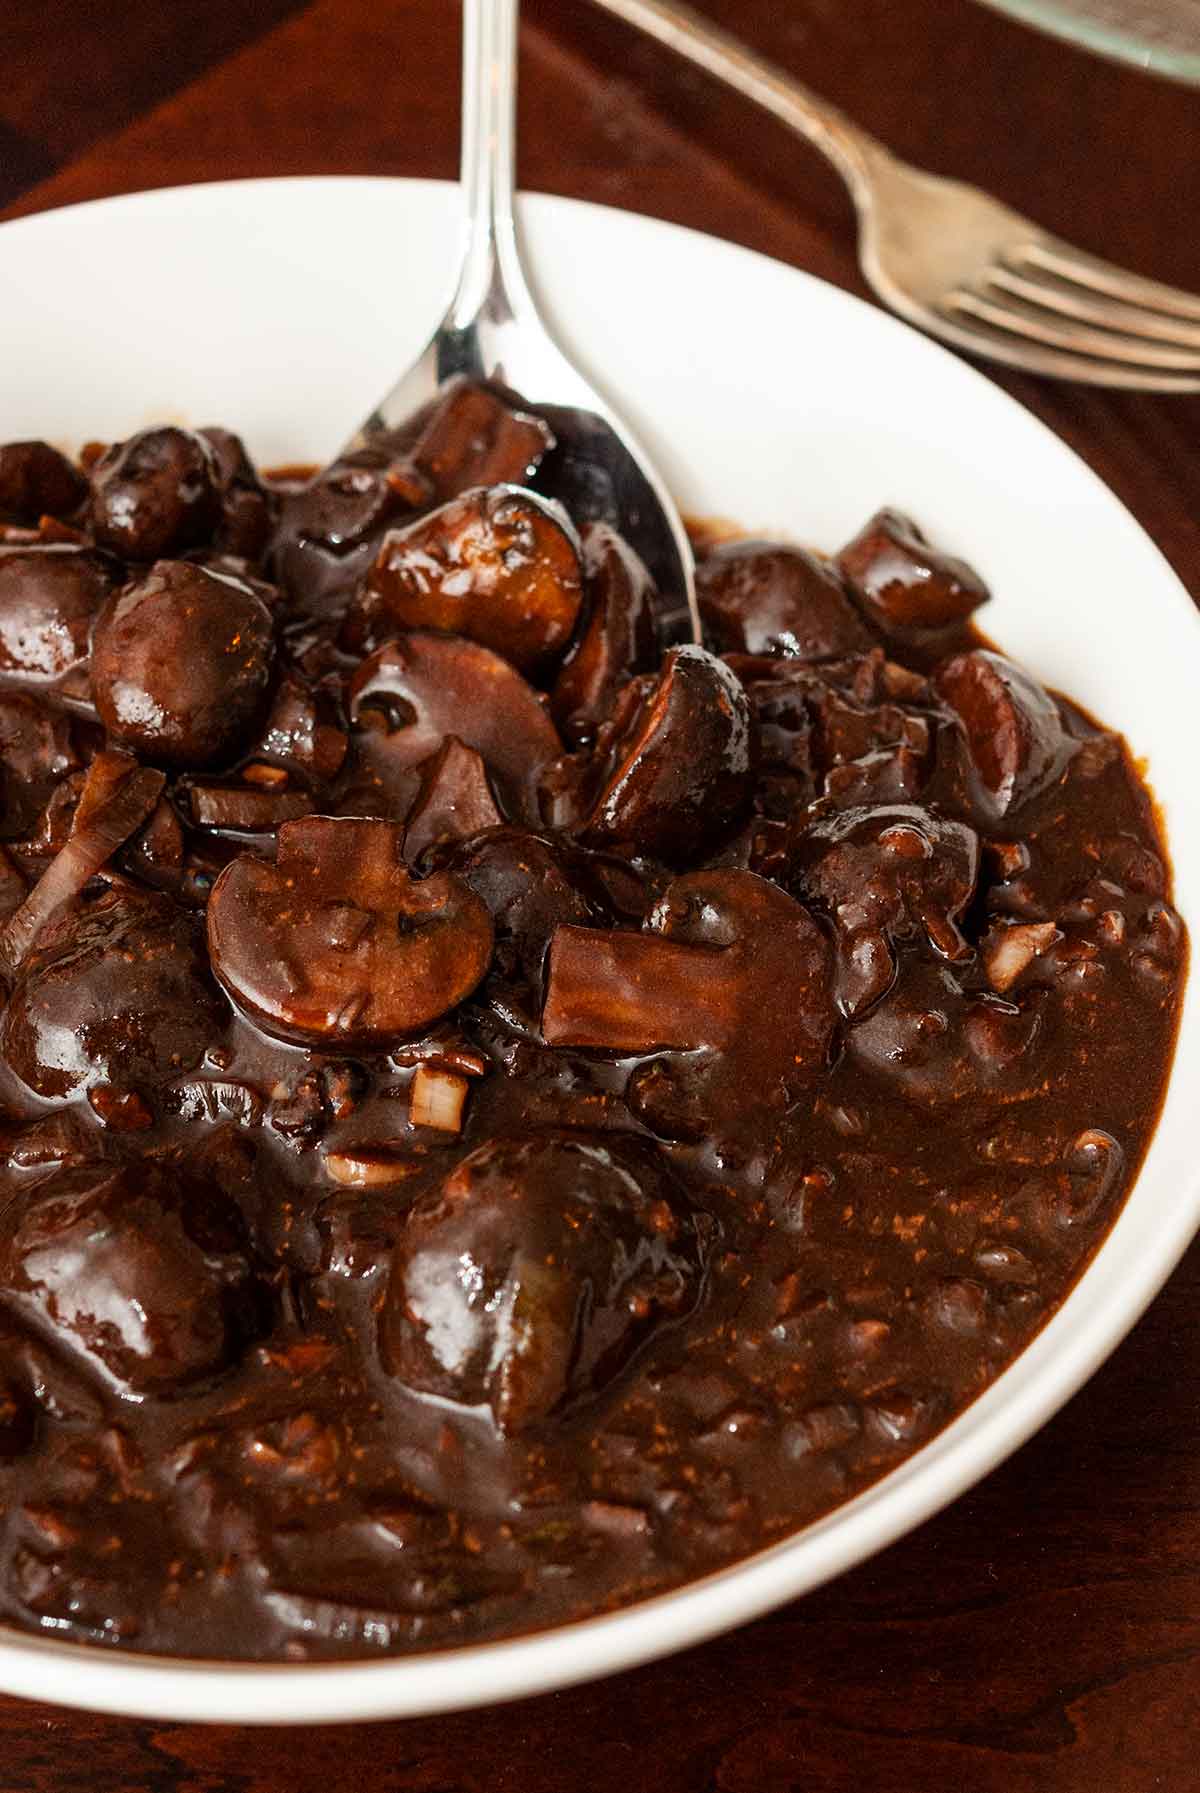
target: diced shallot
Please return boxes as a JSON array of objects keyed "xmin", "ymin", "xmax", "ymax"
[
  {"xmin": 409, "ymin": 1064, "xmax": 471, "ymax": 1133},
  {"xmin": 982, "ymin": 920, "xmax": 1059, "ymax": 994}
]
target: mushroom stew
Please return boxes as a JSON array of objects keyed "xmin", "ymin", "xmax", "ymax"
[{"xmin": 0, "ymin": 385, "xmax": 1184, "ymax": 1660}]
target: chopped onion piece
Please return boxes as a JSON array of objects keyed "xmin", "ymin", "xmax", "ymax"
[
  {"xmin": 323, "ymin": 1148, "xmax": 421, "ymax": 1188},
  {"xmin": 409, "ymin": 1064, "xmax": 470, "ymax": 1132},
  {"xmin": 982, "ymin": 920, "xmax": 1059, "ymax": 994}
]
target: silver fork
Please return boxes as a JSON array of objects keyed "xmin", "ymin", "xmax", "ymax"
[{"xmin": 592, "ymin": 0, "xmax": 1200, "ymax": 393}]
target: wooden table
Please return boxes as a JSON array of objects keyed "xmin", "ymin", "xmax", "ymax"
[{"xmin": 5, "ymin": 1, "xmax": 1200, "ymax": 1784}]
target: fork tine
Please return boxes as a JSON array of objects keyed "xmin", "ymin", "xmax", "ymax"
[
  {"xmin": 929, "ymin": 302, "xmax": 1200, "ymax": 392},
  {"xmin": 946, "ymin": 288, "xmax": 1200, "ymax": 374},
  {"xmin": 1017, "ymin": 240, "xmax": 1200, "ymax": 326},
  {"xmin": 989, "ymin": 264, "xmax": 1200, "ymax": 352}
]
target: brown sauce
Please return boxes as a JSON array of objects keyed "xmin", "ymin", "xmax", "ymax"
[{"xmin": 0, "ymin": 388, "xmax": 1183, "ymax": 1661}]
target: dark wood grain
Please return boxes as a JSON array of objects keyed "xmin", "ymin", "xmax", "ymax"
[{"xmin": 5, "ymin": 0, "xmax": 1200, "ymax": 1783}]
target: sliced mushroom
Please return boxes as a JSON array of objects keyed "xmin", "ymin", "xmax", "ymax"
[
  {"xmin": 697, "ymin": 540, "xmax": 876, "ymax": 660},
  {"xmin": 358, "ymin": 485, "xmax": 583, "ymax": 674},
  {"xmin": 0, "ymin": 545, "xmax": 114, "ymax": 683},
  {"xmin": 0, "ymin": 441, "xmax": 88, "ymax": 523},
  {"xmin": 402, "ymin": 737, "xmax": 502, "ymax": 865},
  {"xmin": 935, "ymin": 649, "xmax": 1071, "ymax": 819},
  {"xmin": 186, "ymin": 782, "xmax": 314, "ymax": 833},
  {"xmin": 564, "ymin": 645, "xmax": 754, "ymax": 865},
  {"xmin": 90, "ymin": 560, "xmax": 275, "ymax": 769},
  {"xmin": 345, "ymin": 631, "xmax": 562, "ymax": 825},
  {"xmin": 550, "ymin": 521, "xmax": 658, "ymax": 742},
  {"xmin": 124, "ymin": 798, "xmax": 185, "ymax": 892},
  {"xmin": 838, "ymin": 509, "xmax": 989, "ymax": 634},
  {"xmin": 88, "ymin": 426, "xmax": 221, "ymax": 561},
  {"xmin": 543, "ymin": 868, "xmax": 836, "ymax": 1135},
  {"xmin": 206, "ymin": 815, "xmax": 494, "ymax": 1048},
  {"xmin": 382, "ymin": 1130, "xmax": 707, "ymax": 1432}
]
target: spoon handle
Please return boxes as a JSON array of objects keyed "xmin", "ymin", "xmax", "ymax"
[{"xmin": 447, "ymin": 0, "xmax": 535, "ymax": 337}]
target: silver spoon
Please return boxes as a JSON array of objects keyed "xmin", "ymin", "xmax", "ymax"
[{"xmin": 342, "ymin": 0, "xmax": 699, "ymax": 647}]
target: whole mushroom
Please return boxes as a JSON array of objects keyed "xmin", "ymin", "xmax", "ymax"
[
  {"xmin": 0, "ymin": 440, "xmax": 87, "ymax": 523},
  {"xmin": 697, "ymin": 540, "xmax": 876, "ymax": 660},
  {"xmin": 2, "ymin": 883, "xmax": 224, "ymax": 1103},
  {"xmin": 358, "ymin": 485, "xmax": 583, "ymax": 675},
  {"xmin": 0, "ymin": 547, "xmax": 114, "ymax": 685},
  {"xmin": 207, "ymin": 815, "xmax": 494, "ymax": 1048},
  {"xmin": 90, "ymin": 559, "xmax": 275, "ymax": 769},
  {"xmin": 88, "ymin": 426, "xmax": 221, "ymax": 561},
  {"xmin": 382, "ymin": 1129, "xmax": 709, "ymax": 1432},
  {"xmin": 0, "ymin": 1161, "xmax": 267, "ymax": 1394}
]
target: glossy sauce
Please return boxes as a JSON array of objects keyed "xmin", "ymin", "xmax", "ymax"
[{"xmin": 0, "ymin": 393, "xmax": 1183, "ymax": 1660}]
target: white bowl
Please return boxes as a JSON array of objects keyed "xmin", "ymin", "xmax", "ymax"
[{"xmin": 0, "ymin": 176, "xmax": 1197, "ymax": 1725}]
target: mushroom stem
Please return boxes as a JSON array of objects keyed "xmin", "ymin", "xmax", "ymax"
[{"xmin": 542, "ymin": 926, "xmax": 735, "ymax": 1055}]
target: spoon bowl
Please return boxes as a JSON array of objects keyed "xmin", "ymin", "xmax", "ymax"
[{"xmin": 342, "ymin": 0, "xmax": 699, "ymax": 649}]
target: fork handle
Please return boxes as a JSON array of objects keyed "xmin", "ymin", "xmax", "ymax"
[{"xmin": 589, "ymin": 0, "xmax": 880, "ymax": 205}]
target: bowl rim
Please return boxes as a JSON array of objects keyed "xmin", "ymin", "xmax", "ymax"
[
  {"xmin": 975, "ymin": 0, "xmax": 1200, "ymax": 84},
  {"xmin": 0, "ymin": 173, "xmax": 1197, "ymax": 1725}
]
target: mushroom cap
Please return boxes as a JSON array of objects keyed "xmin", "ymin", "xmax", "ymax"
[
  {"xmin": 383, "ymin": 1129, "xmax": 707, "ymax": 1432},
  {"xmin": 206, "ymin": 815, "xmax": 494, "ymax": 1048},
  {"xmin": 90, "ymin": 559, "xmax": 276, "ymax": 769},
  {"xmin": 0, "ymin": 1160, "xmax": 265, "ymax": 1393},
  {"xmin": 88, "ymin": 425, "xmax": 221, "ymax": 561},
  {"xmin": 345, "ymin": 630, "xmax": 562, "ymax": 825},
  {"xmin": 362, "ymin": 484, "xmax": 583, "ymax": 675},
  {"xmin": 0, "ymin": 546, "xmax": 114, "ymax": 682},
  {"xmin": 2, "ymin": 883, "xmax": 223, "ymax": 1101},
  {"xmin": 697, "ymin": 540, "xmax": 875, "ymax": 660},
  {"xmin": 935, "ymin": 649, "xmax": 1070, "ymax": 819},
  {"xmin": 574, "ymin": 645, "xmax": 755, "ymax": 864},
  {"xmin": 0, "ymin": 440, "xmax": 87, "ymax": 523}
]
